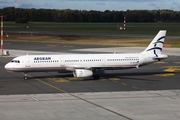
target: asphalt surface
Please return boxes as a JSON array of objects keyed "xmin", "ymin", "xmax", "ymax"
[
  {"xmin": 1, "ymin": 41, "xmax": 180, "ymax": 120},
  {"xmin": 0, "ymin": 41, "xmax": 180, "ymax": 95}
]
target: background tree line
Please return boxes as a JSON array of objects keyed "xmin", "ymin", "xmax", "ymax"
[{"xmin": 0, "ymin": 7, "xmax": 180, "ymax": 23}]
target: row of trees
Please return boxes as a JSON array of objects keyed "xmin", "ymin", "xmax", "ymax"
[{"xmin": 0, "ymin": 7, "xmax": 180, "ymax": 22}]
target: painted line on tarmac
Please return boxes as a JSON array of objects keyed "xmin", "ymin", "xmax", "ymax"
[
  {"xmin": 31, "ymin": 97, "xmax": 39, "ymax": 101},
  {"xmin": 108, "ymin": 78, "xmax": 120, "ymax": 81},
  {"xmin": 48, "ymin": 76, "xmax": 138, "ymax": 91},
  {"xmin": 121, "ymin": 82, "xmax": 139, "ymax": 90},
  {"xmin": 163, "ymin": 66, "xmax": 180, "ymax": 73},
  {"xmin": 155, "ymin": 93, "xmax": 176, "ymax": 100},
  {"xmin": 47, "ymin": 77, "xmax": 121, "ymax": 83},
  {"xmin": 47, "ymin": 78, "xmax": 69, "ymax": 82},
  {"xmin": 154, "ymin": 73, "xmax": 175, "ymax": 77},
  {"xmin": 132, "ymin": 86, "xmax": 138, "ymax": 89},
  {"xmin": 121, "ymin": 83, "xmax": 127, "ymax": 86},
  {"xmin": 67, "ymin": 77, "xmax": 84, "ymax": 81},
  {"xmin": 153, "ymin": 61, "xmax": 168, "ymax": 64},
  {"xmin": 47, "ymin": 44, "xmax": 57, "ymax": 46},
  {"xmin": 31, "ymin": 75, "xmax": 133, "ymax": 120}
]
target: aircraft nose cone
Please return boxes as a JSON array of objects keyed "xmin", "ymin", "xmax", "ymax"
[{"xmin": 4, "ymin": 63, "xmax": 11, "ymax": 70}]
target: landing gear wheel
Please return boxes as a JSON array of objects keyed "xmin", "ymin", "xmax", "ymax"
[
  {"xmin": 24, "ymin": 74, "xmax": 28, "ymax": 80},
  {"xmin": 93, "ymin": 74, "xmax": 100, "ymax": 80}
]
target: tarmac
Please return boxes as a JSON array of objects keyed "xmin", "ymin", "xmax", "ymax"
[
  {"xmin": 0, "ymin": 90, "xmax": 180, "ymax": 120},
  {"xmin": 0, "ymin": 41, "xmax": 180, "ymax": 120}
]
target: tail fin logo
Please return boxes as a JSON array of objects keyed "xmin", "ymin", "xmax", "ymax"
[{"xmin": 146, "ymin": 36, "xmax": 165, "ymax": 57}]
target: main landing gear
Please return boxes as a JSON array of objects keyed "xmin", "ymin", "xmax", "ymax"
[
  {"xmin": 93, "ymin": 74, "xmax": 100, "ymax": 80},
  {"xmin": 92, "ymin": 69, "xmax": 100, "ymax": 80}
]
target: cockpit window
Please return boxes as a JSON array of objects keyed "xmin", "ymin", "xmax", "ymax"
[
  {"xmin": 11, "ymin": 60, "xmax": 20, "ymax": 63},
  {"xmin": 11, "ymin": 60, "xmax": 14, "ymax": 63}
]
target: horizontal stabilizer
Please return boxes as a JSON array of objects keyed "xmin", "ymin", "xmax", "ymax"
[{"xmin": 153, "ymin": 54, "xmax": 168, "ymax": 61}]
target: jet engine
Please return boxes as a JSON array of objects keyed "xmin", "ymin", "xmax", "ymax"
[{"xmin": 73, "ymin": 69, "xmax": 93, "ymax": 78}]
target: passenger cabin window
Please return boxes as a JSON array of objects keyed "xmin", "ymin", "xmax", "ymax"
[{"xmin": 33, "ymin": 60, "xmax": 59, "ymax": 63}]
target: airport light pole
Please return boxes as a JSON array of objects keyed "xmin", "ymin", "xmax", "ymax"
[
  {"xmin": 124, "ymin": 17, "xmax": 126, "ymax": 30},
  {"xmin": 1, "ymin": 16, "xmax": 3, "ymax": 56}
]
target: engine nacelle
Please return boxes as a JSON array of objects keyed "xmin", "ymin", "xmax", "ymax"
[{"xmin": 73, "ymin": 69, "xmax": 93, "ymax": 78}]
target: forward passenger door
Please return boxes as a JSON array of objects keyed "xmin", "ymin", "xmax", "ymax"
[
  {"xmin": 60, "ymin": 57, "xmax": 65, "ymax": 66},
  {"xmin": 25, "ymin": 56, "xmax": 30, "ymax": 67}
]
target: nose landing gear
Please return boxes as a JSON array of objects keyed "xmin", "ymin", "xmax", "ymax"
[{"xmin": 23, "ymin": 73, "xmax": 28, "ymax": 80}]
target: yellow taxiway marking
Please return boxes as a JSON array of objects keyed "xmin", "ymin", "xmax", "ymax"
[
  {"xmin": 121, "ymin": 83, "xmax": 127, "ymax": 86},
  {"xmin": 47, "ymin": 78, "xmax": 69, "ymax": 82},
  {"xmin": 163, "ymin": 66, "xmax": 180, "ymax": 73},
  {"xmin": 66, "ymin": 77, "xmax": 84, "ymax": 81},
  {"xmin": 132, "ymin": 86, "xmax": 138, "ymax": 89},
  {"xmin": 153, "ymin": 61, "xmax": 168, "ymax": 64},
  {"xmin": 47, "ymin": 44, "xmax": 57, "ymax": 46},
  {"xmin": 47, "ymin": 77, "xmax": 121, "ymax": 82},
  {"xmin": 154, "ymin": 73, "xmax": 175, "ymax": 77},
  {"xmin": 108, "ymin": 78, "xmax": 120, "ymax": 81}
]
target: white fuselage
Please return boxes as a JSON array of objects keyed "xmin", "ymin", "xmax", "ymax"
[{"xmin": 4, "ymin": 53, "xmax": 154, "ymax": 72}]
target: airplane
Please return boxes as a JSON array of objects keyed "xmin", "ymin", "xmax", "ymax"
[{"xmin": 5, "ymin": 30, "xmax": 168, "ymax": 80}]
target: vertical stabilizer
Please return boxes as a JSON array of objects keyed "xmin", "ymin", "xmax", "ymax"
[{"xmin": 142, "ymin": 30, "xmax": 166, "ymax": 57}]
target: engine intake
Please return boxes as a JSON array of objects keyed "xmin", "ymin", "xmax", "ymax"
[{"xmin": 73, "ymin": 69, "xmax": 93, "ymax": 78}]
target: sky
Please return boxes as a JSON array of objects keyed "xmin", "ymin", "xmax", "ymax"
[{"xmin": 0, "ymin": 0, "xmax": 180, "ymax": 11}]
